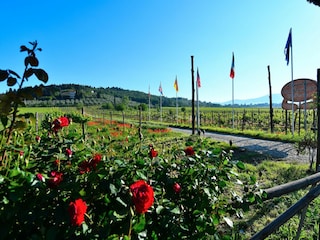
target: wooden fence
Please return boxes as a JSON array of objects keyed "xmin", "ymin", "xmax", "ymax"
[
  {"xmin": 251, "ymin": 172, "xmax": 320, "ymax": 239},
  {"xmin": 80, "ymin": 107, "xmax": 317, "ymax": 135}
]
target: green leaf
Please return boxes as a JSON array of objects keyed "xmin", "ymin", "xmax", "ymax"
[
  {"xmin": 247, "ymin": 192, "xmax": 256, "ymax": 203},
  {"xmin": 1, "ymin": 196, "xmax": 9, "ymax": 204},
  {"xmin": 170, "ymin": 207, "xmax": 180, "ymax": 214},
  {"xmin": 249, "ymin": 175, "xmax": 257, "ymax": 184},
  {"xmin": 0, "ymin": 175, "xmax": 4, "ymax": 184},
  {"xmin": 7, "ymin": 77, "xmax": 17, "ymax": 86},
  {"xmin": 156, "ymin": 205, "xmax": 164, "ymax": 214},
  {"xmin": 14, "ymin": 120, "xmax": 27, "ymax": 129},
  {"xmin": 212, "ymin": 215, "xmax": 220, "ymax": 225},
  {"xmin": 82, "ymin": 223, "xmax": 89, "ymax": 234},
  {"xmin": 33, "ymin": 68, "xmax": 49, "ymax": 83},
  {"xmin": 113, "ymin": 210, "xmax": 127, "ymax": 219},
  {"xmin": 109, "ymin": 183, "xmax": 118, "ymax": 195},
  {"xmin": 261, "ymin": 190, "xmax": 268, "ymax": 199},
  {"xmin": 9, "ymin": 168, "xmax": 21, "ymax": 178},
  {"xmin": 24, "ymin": 68, "xmax": 34, "ymax": 78},
  {"xmin": 116, "ymin": 197, "xmax": 127, "ymax": 207},
  {"xmin": 203, "ymin": 187, "xmax": 211, "ymax": 197},
  {"xmin": 8, "ymin": 70, "xmax": 21, "ymax": 78},
  {"xmin": 79, "ymin": 188, "xmax": 86, "ymax": 196},
  {"xmin": 136, "ymin": 170, "xmax": 147, "ymax": 180},
  {"xmin": 218, "ymin": 180, "xmax": 227, "ymax": 188},
  {"xmin": 25, "ymin": 56, "xmax": 39, "ymax": 67},
  {"xmin": 236, "ymin": 161, "xmax": 245, "ymax": 170},
  {"xmin": 223, "ymin": 217, "xmax": 233, "ymax": 228},
  {"xmin": 0, "ymin": 116, "xmax": 9, "ymax": 128},
  {"xmin": 104, "ymin": 195, "xmax": 111, "ymax": 204},
  {"xmin": 133, "ymin": 214, "xmax": 146, "ymax": 233},
  {"xmin": 0, "ymin": 70, "xmax": 8, "ymax": 81},
  {"xmin": 20, "ymin": 45, "xmax": 29, "ymax": 52}
]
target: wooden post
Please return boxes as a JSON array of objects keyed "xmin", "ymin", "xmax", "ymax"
[
  {"xmin": 285, "ymin": 110, "xmax": 288, "ymax": 134},
  {"xmin": 268, "ymin": 65, "xmax": 274, "ymax": 133},
  {"xmin": 316, "ymin": 69, "xmax": 320, "ymax": 171},
  {"xmin": 122, "ymin": 111, "xmax": 125, "ymax": 132},
  {"xmin": 191, "ymin": 56, "xmax": 195, "ymax": 134},
  {"xmin": 263, "ymin": 171, "xmax": 320, "ymax": 200},
  {"xmin": 251, "ymin": 184, "xmax": 320, "ymax": 240},
  {"xmin": 298, "ymin": 105, "xmax": 301, "ymax": 136},
  {"xmin": 81, "ymin": 107, "xmax": 85, "ymax": 140},
  {"xmin": 139, "ymin": 106, "xmax": 143, "ymax": 144},
  {"xmin": 35, "ymin": 112, "xmax": 39, "ymax": 133}
]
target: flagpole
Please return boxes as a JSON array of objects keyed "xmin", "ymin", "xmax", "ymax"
[
  {"xmin": 196, "ymin": 79, "xmax": 199, "ymax": 133},
  {"xmin": 230, "ymin": 52, "xmax": 235, "ymax": 129},
  {"xmin": 176, "ymin": 91, "xmax": 178, "ymax": 124},
  {"xmin": 159, "ymin": 83, "xmax": 163, "ymax": 122},
  {"xmin": 232, "ymin": 78, "xmax": 234, "ymax": 129},
  {"xmin": 148, "ymin": 85, "xmax": 151, "ymax": 122},
  {"xmin": 290, "ymin": 29, "xmax": 294, "ymax": 135},
  {"xmin": 174, "ymin": 76, "xmax": 178, "ymax": 124},
  {"xmin": 160, "ymin": 94, "xmax": 162, "ymax": 122}
]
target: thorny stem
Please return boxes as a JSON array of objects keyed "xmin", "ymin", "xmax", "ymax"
[
  {"xmin": 1, "ymin": 63, "xmax": 28, "ymax": 164},
  {"xmin": 128, "ymin": 206, "xmax": 134, "ymax": 239}
]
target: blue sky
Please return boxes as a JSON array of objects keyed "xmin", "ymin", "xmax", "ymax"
[{"xmin": 1, "ymin": 1, "xmax": 319, "ymax": 103}]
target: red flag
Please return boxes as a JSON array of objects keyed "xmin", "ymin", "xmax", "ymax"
[
  {"xmin": 230, "ymin": 52, "xmax": 235, "ymax": 79},
  {"xmin": 197, "ymin": 68, "xmax": 201, "ymax": 87}
]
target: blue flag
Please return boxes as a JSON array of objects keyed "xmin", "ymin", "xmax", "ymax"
[{"xmin": 284, "ymin": 28, "xmax": 292, "ymax": 65}]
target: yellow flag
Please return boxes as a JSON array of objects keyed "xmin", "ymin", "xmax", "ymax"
[{"xmin": 174, "ymin": 77, "xmax": 178, "ymax": 92}]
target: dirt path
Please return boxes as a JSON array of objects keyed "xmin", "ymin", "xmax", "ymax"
[{"xmin": 171, "ymin": 128, "xmax": 311, "ymax": 164}]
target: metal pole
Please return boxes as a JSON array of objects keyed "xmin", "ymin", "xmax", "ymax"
[
  {"xmin": 176, "ymin": 91, "xmax": 178, "ymax": 124},
  {"xmin": 232, "ymin": 78, "xmax": 234, "ymax": 129},
  {"xmin": 196, "ymin": 80, "xmax": 199, "ymax": 133},
  {"xmin": 191, "ymin": 56, "xmax": 195, "ymax": 134},
  {"xmin": 268, "ymin": 65, "xmax": 274, "ymax": 133},
  {"xmin": 148, "ymin": 85, "xmax": 151, "ymax": 122},
  {"xmin": 316, "ymin": 69, "xmax": 320, "ymax": 172},
  {"xmin": 290, "ymin": 30, "xmax": 294, "ymax": 135}
]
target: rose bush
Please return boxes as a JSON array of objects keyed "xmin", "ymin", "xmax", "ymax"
[{"xmin": 0, "ymin": 42, "xmax": 262, "ymax": 239}]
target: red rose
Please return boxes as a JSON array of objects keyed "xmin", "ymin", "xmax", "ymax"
[
  {"xmin": 173, "ymin": 182, "xmax": 181, "ymax": 194},
  {"xmin": 52, "ymin": 116, "xmax": 69, "ymax": 132},
  {"xmin": 149, "ymin": 148, "xmax": 158, "ymax": 159},
  {"xmin": 35, "ymin": 136, "xmax": 41, "ymax": 142},
  {"xmin": 68, "ymin": 198, "xmax": 87, "ymax": 226},
  {"xmin": 65, "ymin": 148, "xmax": 72, "ymax": 157},
  {"xmin": 79, "ymin": 160, "xmax": 91, "ymax": 174},
  {"xmin": 48, "ymin": 171, "xmax": 63, "ymax": 188},
  {"xmin": 91, "ymin": 154, "xmax": 102, "ymax": 168},
  {"xmin": 130, "ymin": 180, "xmax": 154, "ymax": 214},
  {"xmin": 184, "ymin": 146, "xmax": 195, "ymax": 156}
]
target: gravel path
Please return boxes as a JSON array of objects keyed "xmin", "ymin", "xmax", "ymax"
[{"xmin": 171, "ymin": 128, "xmax": 311, "ymax": 164}]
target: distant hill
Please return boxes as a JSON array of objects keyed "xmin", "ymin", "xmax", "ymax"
[
  {"xmin": 19, "ymin": 84, "xmax": 222, "ymax": 108},
  {"xmin": 2, "ymin": 84, "xmax": 281, "ymax": 108},
  {"xmin": 221, "ymin": 94, "xmax": 283, "ymax": 107}
]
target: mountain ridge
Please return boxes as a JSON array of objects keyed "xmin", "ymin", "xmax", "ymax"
[{"xmin": 220, "ymin": 93, "xmax": 283, "ymax": 105}]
